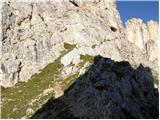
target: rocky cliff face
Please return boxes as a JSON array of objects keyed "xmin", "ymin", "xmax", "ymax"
[
  {"xmin": 124, "ymin": 19, "xmax": 159, "ymax": 79},
  {"xmin": 1, "ymin": 1, "xmax": 65, "ymax": 87},
  {"xmin": 125, "ymin": 19, "xmax": 159, "ymax": 77},
  {"xmin": 125, "ymin": 19, "xmax": 158, "ymax": 62},
  {"xmin": 0, "ymin": 0, "xmax": 159, "ymax": 88}
]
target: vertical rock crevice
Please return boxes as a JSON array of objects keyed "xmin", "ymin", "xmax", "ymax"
[{"xmin": 17, "ymin": 61, "xmax": 23, "ymax": 81}]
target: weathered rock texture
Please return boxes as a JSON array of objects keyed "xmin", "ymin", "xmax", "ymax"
[
  {"xmin": 31, "ymin": 56, "xmax": 159, "ymax": 119},
  {"xmin": 124, "ymin": 19, "xmax": 159, "ymax": 78},
  {"xmin": 125, "ymin": 19, "xmax": 159, "ymax": 49},
  {"xmin": 1, "ymin": 1, "xmax": 66, "ymax": 87},
  {"xmin": 0, "ymin": 0, "xmax": 159, "ymax": 88}
]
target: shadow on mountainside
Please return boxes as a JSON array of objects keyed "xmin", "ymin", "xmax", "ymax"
[{"xmin": 31, "ymin": 55, "xmax": 159, "ymax": 119}]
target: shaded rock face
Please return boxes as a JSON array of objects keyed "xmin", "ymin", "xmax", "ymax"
[{"xmin": 31, "ymin": 56, "xmax": 159, "ymax": 119}]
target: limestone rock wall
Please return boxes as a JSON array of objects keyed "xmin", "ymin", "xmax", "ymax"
[{"xmin": 125, "ymin": 19, "xmax": 159, "ymax": 58}]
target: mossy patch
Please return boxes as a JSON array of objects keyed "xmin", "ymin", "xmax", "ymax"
[
  {"xmin": 91, "ymin": 44, "xmax": 96, "ymax": 48},
  {"xmin": 78, "ymin": 55, "xmax": 95, "ymax": 73},
  {"xmin": 154, "ymin": 79, "xmax": 159, "ymax": 86},
  {"xmin": 64, "ymin": 43, "xmax": 76, "ymax": 50},
  {"xmin": 80, "ymin": 55, "xmax": 94, "ymax": 65}
]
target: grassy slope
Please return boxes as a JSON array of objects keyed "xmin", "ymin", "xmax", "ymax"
[
  {"xmin": 1, "ymin": 43, "xmax": 77, "ymax": 119},
  {"xmin": 1, "ymin": 43, "xmax": 95, "ymax": 119}
]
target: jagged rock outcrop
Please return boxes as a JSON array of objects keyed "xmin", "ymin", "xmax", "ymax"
[
  {"xmin": 125, "ymin": 19, "xmax": 158, "ymax": 61},
  {"xmin": 125, "ymin": 19, "xmax": 158, "ymax": 49},
  {"xmin": 0, "ymin": 0, "xmax": 159, "ymax": 88},
  {"xmin": 124, "ymin": 19, "xmax": 159, "ymax": 78},
  {"xmin": 31, "ymin": 56, "xmax": 159, "ymax": 119}
]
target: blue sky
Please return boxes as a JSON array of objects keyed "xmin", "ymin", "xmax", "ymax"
[{"xmin": 116, "ymin": 1, "xmax": 159, "ymax": 26}]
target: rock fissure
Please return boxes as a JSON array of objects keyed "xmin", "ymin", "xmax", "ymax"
[
  {"xmin": 17, "ymin": 62, "xmax": 23, "ymax": 81},
  {"xmin": 69, "ymin": 0, "xmax": 79, "ymax": 7}
]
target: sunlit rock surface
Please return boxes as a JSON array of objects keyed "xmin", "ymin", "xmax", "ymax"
[{"xmin": 124, "ymin": 18, "xmax": 159, "ymax": 77}]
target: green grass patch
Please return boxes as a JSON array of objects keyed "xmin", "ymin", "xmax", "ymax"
[
  {"xmin": 154, "ymin": 79, "xmax": 159, "ymax": 86},
  {"xmin": 61, "ymin": 73, "xmax": 79, "ymax": 92},
  {"xmin": 80, "ymin": 55, "xmax": 94, "ymax": 65},
  {"xmin": 64, "ymin": 43, "xmax": 76, "ymax": 50},
  {"xmin": 91, "ymin": 44, "xmax": 96, "ymax": 48},
  {"xmin": 79, "ymin": 55, "xmax": 95, "ymax": 72}
]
